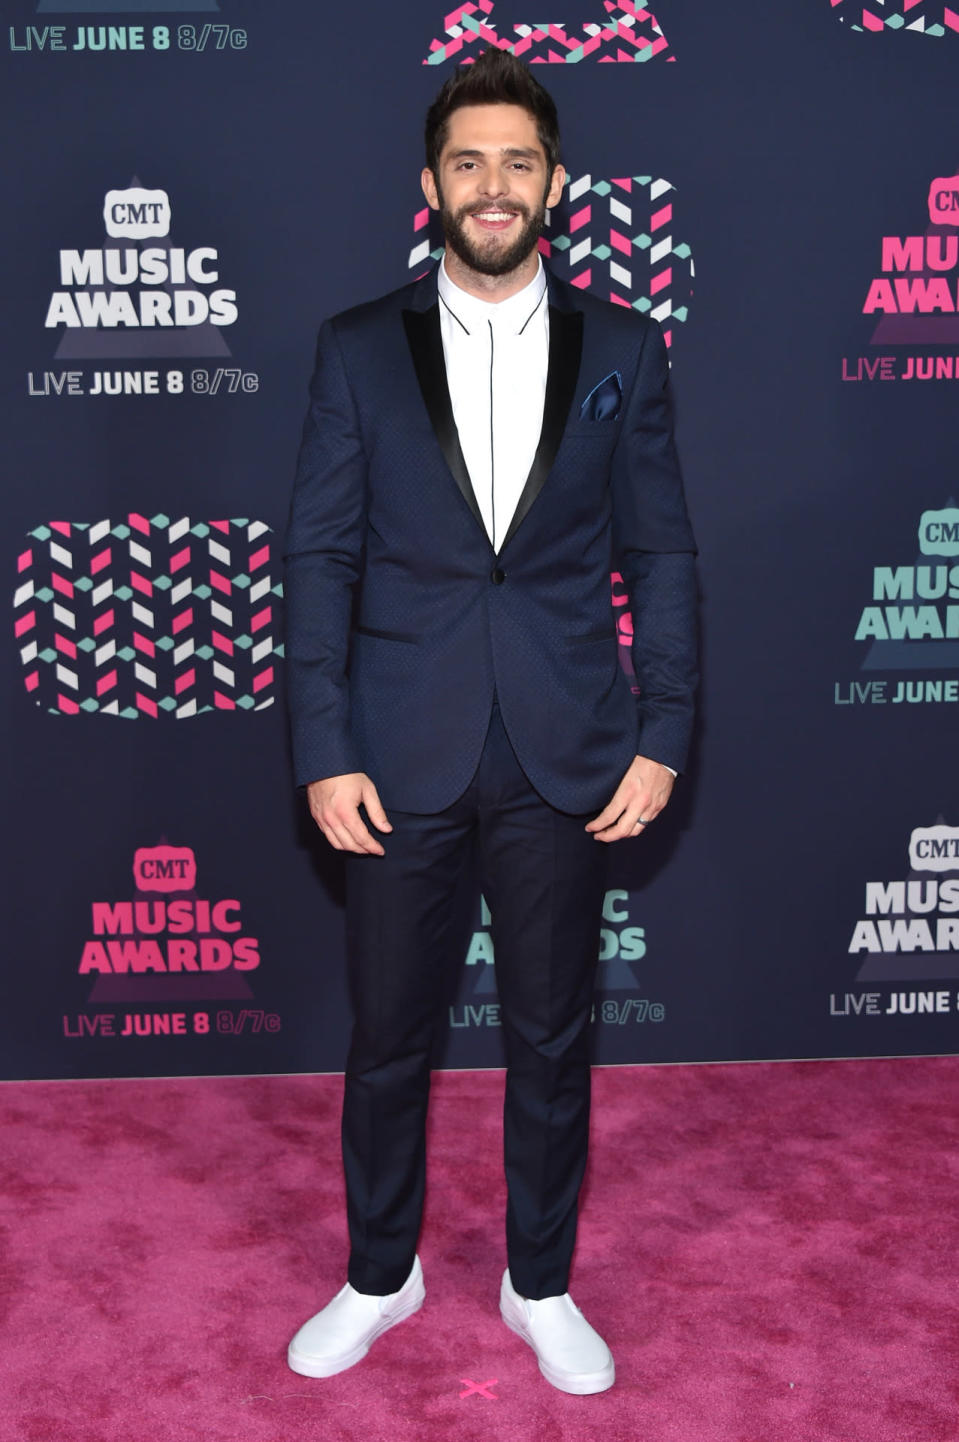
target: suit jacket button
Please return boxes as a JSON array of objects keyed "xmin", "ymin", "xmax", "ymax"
[{"xmin": 490, "ymin": 567, "xmax": 506, "ymax": 585}]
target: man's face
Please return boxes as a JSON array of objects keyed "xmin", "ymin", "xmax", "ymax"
[{"xmin": 422, "ymin": 104, "xmax": 566, "ymax": 278}]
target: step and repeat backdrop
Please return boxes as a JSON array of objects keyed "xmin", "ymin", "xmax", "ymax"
[{"xmin": 3, "ymin": 1, "xmax": 958, "ymax": 1080}]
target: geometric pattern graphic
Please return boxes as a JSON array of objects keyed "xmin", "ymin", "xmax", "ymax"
[
  {"xmin": 424, "ymin": 1, "xmax": 674, "ymax": 64},
  {"xmin": 830, "ymin": 0, "xmax": 959, "ymax": 33},
  {"xmin": 14, "ymin": 516, "xmax": 283, "ymax": 718},
  {"xmin": 542, "ymin": 176, "xmax": 693, "ymax": 351},
  {"xmin": 409, "ymin": 173, "xmax": 694, "ymax": 351}
]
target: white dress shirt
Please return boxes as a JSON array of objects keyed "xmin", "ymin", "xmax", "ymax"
[{"xmin": 437, "ymin": 256, "xmax": 549, "ymax": 552}]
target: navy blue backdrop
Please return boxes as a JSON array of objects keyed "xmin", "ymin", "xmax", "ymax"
[{"xmin": 3, "ymin": 0, "xmax": 958, "ymax": 1080}]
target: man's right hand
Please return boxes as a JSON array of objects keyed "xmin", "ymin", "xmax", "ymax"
[{"xmin": 306, "ymin": 773, "xmax": 393, "ymax": 856}]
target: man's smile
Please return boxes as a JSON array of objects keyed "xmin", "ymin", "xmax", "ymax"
[{"xmin": 468, "ymin": 208, "xmax": 520, "ymax": 231}]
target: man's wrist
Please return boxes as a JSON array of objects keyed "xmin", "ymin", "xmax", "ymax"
[{"xmin": 638, "ymin": 754, "xmax": 677, "ymax": 779}]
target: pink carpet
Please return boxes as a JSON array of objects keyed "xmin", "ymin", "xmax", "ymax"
[{"xmin": 3, "ymin": 1058, "xmax": 958, "ymax": 1442}]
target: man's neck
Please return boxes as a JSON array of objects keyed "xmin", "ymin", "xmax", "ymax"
[{"xmin": 442, "ymin": 246, "xmax": 541, "ymax": 303}]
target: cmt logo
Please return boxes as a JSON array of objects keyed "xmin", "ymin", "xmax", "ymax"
[
  {"xmin": 103, "ymin": 187, "xmax": 170, "ymax": 240},
  {"xmin": 928, "ymin": 175, "xmax": 959, "ymax": 225},
  {"xmin": 134, "ymin": 845, "xmax": 196, "ymax": 892},
  {"xmin": 47, "ymin": 174, "xmax": 236, "ymax": 358},
  {"xmin": 919, "ymin": 507, "xmax": 959, "ymax": 556},
  {"xmin": 909, "ymin": 825, "xmax": 959, "ymax": 872},
  {"xmin": 424, "ymin": 0, "xmax": 674, "ymax": 65},
  {"xmin": 831, "ymin": 1, "xmax": 959, "ymax": 35}
]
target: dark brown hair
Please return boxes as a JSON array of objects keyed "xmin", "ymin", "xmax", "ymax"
[{"xmin": 424, "ymin": 48, "xmax": 561, "ymax": 181}]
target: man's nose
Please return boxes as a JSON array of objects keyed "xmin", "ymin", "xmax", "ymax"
[{"xmin": 478, "ymin": 168, "xmax": 510, "ymax": 198}]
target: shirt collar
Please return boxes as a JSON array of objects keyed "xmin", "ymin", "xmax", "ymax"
[{"xmin": 437, "ymin": 255, "xmax": 547, "ymax": 337}]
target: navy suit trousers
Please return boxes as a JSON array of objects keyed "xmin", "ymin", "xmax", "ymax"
[{"xmin": 342, "ymin": 704, "xmax": 609, "ymax": 1300}]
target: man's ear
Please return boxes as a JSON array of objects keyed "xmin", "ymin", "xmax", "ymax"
[
  {"xmin": 546, "ymin": 164, "xmax": 566, "ymax": 211},
  {"xmin": 421, "ymin": 167, "xmax": 440, "ymax": 212}
]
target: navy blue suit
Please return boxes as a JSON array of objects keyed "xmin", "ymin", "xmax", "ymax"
[{"xmin": 285, "ymin": 264, "xmax": 697, "ymax": 1298}]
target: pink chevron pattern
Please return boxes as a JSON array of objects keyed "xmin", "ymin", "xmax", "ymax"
[
  {"xmin": 545, "ymin": 176, "xmax": 693, "ymax": 348},
  {"xmin": 409, "ymin": 174, "xmax": 693, "ymax": 349},
  {"xmin": 830, "ymin": 0, "xmax": 959, "ymax": 33},
  {"xmin": 424, "ymin": 0, "xmax": 674, "ymax": 64},
  {"xmin": 13, "ymin": 516, "xmax": 283, "ymax": 718}
]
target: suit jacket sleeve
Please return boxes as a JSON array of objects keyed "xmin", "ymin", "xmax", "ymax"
[
  {"xmin": 610, "ymin": 319, "xmax": 699, "ymax": 774},
  {"xmin": 283, "ymin": 319, "xmax": 366, "ymax": 787}
]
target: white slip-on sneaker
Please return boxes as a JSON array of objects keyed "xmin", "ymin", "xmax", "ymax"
[
  {"xmin": 287, "ymin": 1255, "xmax": 425, "ymax": 1378},
  {"xmin": 500, "ymin": 1268, "xmax": 615, "ymax": 1395}
]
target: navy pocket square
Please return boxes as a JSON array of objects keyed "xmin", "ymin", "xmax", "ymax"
[{"xmin": 579, "ymin": 371, "xmax": 622, "ymax": 422}]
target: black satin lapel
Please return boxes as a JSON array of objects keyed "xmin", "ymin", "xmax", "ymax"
[
  {"xmin": 401, "ymin": 306, "xmax": 485, "ymax": 535},
  {"xmin": 498, "ymin": 306, "xmax": 584, "ymax": 554}
]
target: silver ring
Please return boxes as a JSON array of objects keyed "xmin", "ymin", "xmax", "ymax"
[{"xmin": 636, "ymin": 816, "xmax": 650, "ymax": 827}]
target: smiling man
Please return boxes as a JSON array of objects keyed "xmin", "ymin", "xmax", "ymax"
[{"xmin": 284, "ymin": 49, "xmax": 698, "ymax": 1394}]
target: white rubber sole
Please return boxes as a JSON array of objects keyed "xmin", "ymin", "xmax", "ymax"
[
  {"xmin": 287, "ymin": 1285, "xmax": 425, "ymax": 1378},
  {"xmin": 500, "ymin": 1294, "xmax": 615, "ymax": 1395}
]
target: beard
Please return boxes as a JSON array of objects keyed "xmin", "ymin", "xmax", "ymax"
[{"xmin": 437, "ymin": 186, "xmax": 549, "ymax": 278}]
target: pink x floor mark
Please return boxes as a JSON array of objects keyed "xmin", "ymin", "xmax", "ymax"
[{"xmin": 459, "ymin": 1377, "xmax": 498, "ymax": 1399}]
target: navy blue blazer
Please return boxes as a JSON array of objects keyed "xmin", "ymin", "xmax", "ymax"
[{"xmin": 284, "ymin": 265, "xmax": 697, "ymax": 815}]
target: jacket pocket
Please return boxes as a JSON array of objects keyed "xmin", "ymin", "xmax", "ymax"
[
  {"xmin": 565, "ymin": 628, "xmax": 615, "ymax": 646},
  {"xmin": 355, "ymin": 625, "xmax": 419, "ymax": 644}
]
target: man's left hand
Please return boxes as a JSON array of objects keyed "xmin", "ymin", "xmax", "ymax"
[{"xmin": 585, "ymin": 755, "xmax": 675, "ymax": 843}]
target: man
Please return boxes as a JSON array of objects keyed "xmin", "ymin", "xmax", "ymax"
[{"xmin": 284, "ymin": 49, "xmax": 697, "ymax": 1395}]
